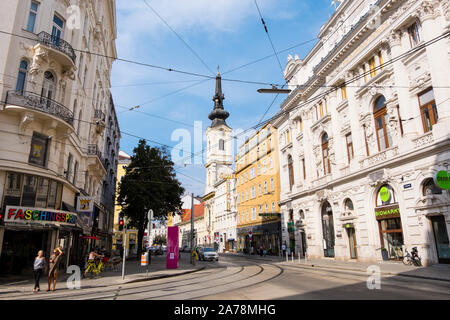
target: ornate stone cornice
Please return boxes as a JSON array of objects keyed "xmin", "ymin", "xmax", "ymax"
[{"xmin": 418, "ymin": 0, "xmax": 441, "ymax": 22}]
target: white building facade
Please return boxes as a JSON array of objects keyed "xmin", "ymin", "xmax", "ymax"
[
  {"xmin": 275, "ymin": 0, "xmax": 450, "ymax": 265},
  {"xmin": 213, "ymin": 176, "xmax": 237, "ymax": 252},
  {"xmin": 0, "ymin": 0, "xmax": 118, "ymax": 274}
]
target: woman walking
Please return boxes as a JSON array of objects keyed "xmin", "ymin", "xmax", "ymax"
[
  {"xmin": 33, "ymin": 250, "xmax": 46, "ymax": 293},
  {"xmin": 47, "ymin": 247, "xmax": 63, "ymax": 292}
]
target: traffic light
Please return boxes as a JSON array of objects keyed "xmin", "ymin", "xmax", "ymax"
[
  {"xmin": 118, "ymin": 215, "xmax": 124, "ymax": 231},
  {"xmin": 192, "ymin": 230, "xmax": 197, "ymax": 239},
  {"xmin": 0, "ymin": 212, "xmax": 4, "ymax": 225}
]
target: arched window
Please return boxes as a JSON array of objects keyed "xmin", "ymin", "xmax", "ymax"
[
  {"xmin": 288, "ymin": 155, "xmax": 294, "ymax": 190},
  {"xmin": 344, "ymin": 198, "xmax": 354, "ymax": 211},
  {"xmin": 322, "ymin": 132, "xmax": 331, "ymax": 175},
  {"xmin": 219, "ymin": 139, "xmax": 225, "ymax": 151},
  {"xmin": 16, "ymin": 60, "xmax": 28, "ymax": 93},
  {"xmin": 41, "ymin": 71, "xmax": 56, "ymax": 103},
  {"xmin": 77, "ymin": 110, "xmax": 82, "ymax": 135},
  {"xmin": 422, "ymin": 178, "xmax": 442, "ymax": 196},
  {"xmin": 376, "ymin": 184, "xmax": 397, "ymax": 207},
  {"xmin": 299, "ymin": 209, "xmax": 305, "ymax": 220},
  {"xmin": 373, "ymin": 95, "xmax": 392, "ymax": 151}
]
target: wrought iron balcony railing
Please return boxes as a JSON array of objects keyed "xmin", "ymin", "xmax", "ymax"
[
  {"xmin": 6, "ymin": 90, "xmax": 74, "ymax": 126},
  {"xmin": 37, "ymin": 31, "xmax": 76, "ymax": 64},
  {"xmin": 94, "ymin": 109, "xmax": 106, "ymax": 122}
]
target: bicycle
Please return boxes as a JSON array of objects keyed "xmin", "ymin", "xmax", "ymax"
[
  {"xmin": 84, "ymin": 257, "xmax": 104, "ymax": 278},
  {"xmin": 403, "ymin": 247, "xmax": 422, "ymax": 267}
]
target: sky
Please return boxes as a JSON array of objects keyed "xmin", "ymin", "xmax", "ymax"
[{"xmin": 111, "ymin": 0, "xmax": 337, "ymax": 197}]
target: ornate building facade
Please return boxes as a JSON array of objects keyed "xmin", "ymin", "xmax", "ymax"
[
  {"xmin": 274, "ymin": 0, "xmax": 450, "ymax": 265},
  {"xmin": 0, "ymin": 0, "xmax": 118, "ymax": 274}
]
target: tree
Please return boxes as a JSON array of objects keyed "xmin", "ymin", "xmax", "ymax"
[{"xmin": 117, "ymin": 140, "xmax": 184, "ymax": 257}]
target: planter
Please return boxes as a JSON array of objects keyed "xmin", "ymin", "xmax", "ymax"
[{"xmin": 381, "ymin": 249, "xmax": 389, "ymax": 261}]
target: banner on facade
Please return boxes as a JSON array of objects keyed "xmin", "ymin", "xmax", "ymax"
[
  {"xmin": 5, "ymin": 206, "xmax": 78, "ymax": 225},
  {"xmin": 375, "ymin": 204, "xmax": 400, "ymax": 220}
]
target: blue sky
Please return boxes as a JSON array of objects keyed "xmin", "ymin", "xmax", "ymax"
[{"xmin": 111, "ymin": 0, "xmax": 336, "ymax": 196}]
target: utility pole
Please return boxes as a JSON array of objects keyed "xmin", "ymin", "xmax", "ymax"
[
  {"xmin": 147, "ymin": 209, "xmax": 153, "ymax": 248},
  {"xmin": 122, "ymin": 220, "xmax": 127, "ymax": 280},
  {"xmin": 190, "ymin": 192, "xmax": 194, "ymax": 264}
]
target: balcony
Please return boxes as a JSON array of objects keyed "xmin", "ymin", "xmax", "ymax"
[
  {"xmin": 87, "ymin": 144, "xmax": 103, "ymax": 160},
  {"xmin": 86, "ymin": 144, "xmax": 106, "ymax": 176},
  {"xmin": 359, "ymin": 146, "xmax": 399, "ymax": 168},
  {"xmin": 94, "ymin": 109, "xmax": 106, "ymax": 122},
  {"xmin": 5, "ymin": 90, "xmax": 74, "ymax": 127},
  {"xmin": 37, "ymin": 31, "xmax": 76, "ymax": 64}
]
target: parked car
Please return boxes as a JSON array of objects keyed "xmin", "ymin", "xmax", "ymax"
[
  {"xmin": 198, "ymin": 247, "xmax": 219, "ymax": 261},
  {"xmin": 181, "ymin": 245, "xmax": 190, "ymax": 252},
  {"xmin": 149, "ymin": 245, "xmax": 163, "ymax": 255}
]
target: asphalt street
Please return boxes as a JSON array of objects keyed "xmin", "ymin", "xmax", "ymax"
[{"xmin": 1, "ymin": 254, "xmax": 449, "ymax": 300}]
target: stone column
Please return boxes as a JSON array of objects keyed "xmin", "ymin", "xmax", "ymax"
[
  {"xmin": 418, "ymin": 1, "xmax": 450, "ymax": 140},
  {"xmin": 328, "ymin": 90, "xmax": 345, "ymax": 173}
]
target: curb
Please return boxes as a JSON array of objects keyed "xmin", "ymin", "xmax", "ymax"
[
  {"xmin": 278, "ymin": 262, "xmax": 450, "ymax": 283},
  {"xmin": 118, "ymin": 266, "xmax": 206, "ymax": 285}
]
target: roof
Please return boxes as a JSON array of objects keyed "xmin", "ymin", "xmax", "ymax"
[
  {"xmin": 181, "ymin": 202, "xmax": 205, "ymax": 223},
  {"xmin": 118, "ymin": 150, "xmax": 131, "ymax": 160}
]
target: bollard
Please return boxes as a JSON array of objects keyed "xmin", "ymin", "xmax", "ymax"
[
  {"xmin": 291, "ymin": 252, "xmax": 294, "ymax": 262},
  {"xmin": 298, "ymin": 252, "xmax": 301, "ymax": 263},
  {"xmin": 286, "ymin": 251, "xmax": 288, "ymax": 262}
]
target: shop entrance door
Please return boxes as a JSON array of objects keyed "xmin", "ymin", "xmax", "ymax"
[
  {"xmin": 431, "ymin": 216, "xmax": 450, "ymax": 264},
  {"xmin": 321, "ymin": 201, "xmax": 335, "ymax": 258},
  {"xmin": 347, "ymin": 228, "xmax": 357, "ymax": 259},
  {"xmin": 300, "ymin": 232, "xmax": 307, "ymax": 257}
]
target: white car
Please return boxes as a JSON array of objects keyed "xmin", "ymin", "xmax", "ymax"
[{"xmin": 198, "ymin": 247, "xmax": 219, "ymax": 261}]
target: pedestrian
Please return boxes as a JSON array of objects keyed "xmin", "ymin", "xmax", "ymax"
[
  {"xmin": 47, "ymin": 247, "xmax": 63, "ymax": 292},
  {"xmin": 259, "ymin": 245, "xmax": 263, "ymax": 256},
  {"xmin": 32, "ymin": 250, "xmax": 46, "ymax": 293},
  {"xmin": 282, "ymin": 242, "xmax": 286, "ymax": 257}
]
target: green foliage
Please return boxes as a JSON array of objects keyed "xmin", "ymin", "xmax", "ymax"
[
  {"xmin": 153, "ymin": 234, "xmax": 167, "ymax": 245},
  {"xmin": 117, "ymin": 139, "xmax": 184, "ymax": 255}
]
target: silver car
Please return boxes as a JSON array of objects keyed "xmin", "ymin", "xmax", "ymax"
[{"xmin": 199, "ymin": 247, "xmax": 219, "ymax": 261}]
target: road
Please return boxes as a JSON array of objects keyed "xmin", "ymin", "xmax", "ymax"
[{"xmin": 1, "ymin": 255, "xmax": 449, "ymax": 300}]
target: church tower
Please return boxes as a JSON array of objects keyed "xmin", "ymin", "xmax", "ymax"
[{"xmin": 205, "ymin": 70, "xmax": 233, "ymax": 195}]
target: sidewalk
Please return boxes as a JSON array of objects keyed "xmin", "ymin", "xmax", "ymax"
[
  {"xmin": 0, "ymin": 253, "xmax": 203, "ymax": 296},
  {"xmin": 223, "ymin": 252, "xmax": 450, "ymax": 282}
]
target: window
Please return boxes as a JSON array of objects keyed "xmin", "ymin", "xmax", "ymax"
[
  {"xmin": 264, "ymin": 181, "xmax": 268, "ymax": 194},
  {"xmin": 272, "ymin": 202, "xmax": 275, "ymax": 213},
  {"xmin": 246, "ymin": 210, "xmax": 249, "ymax": 222},
  {"xmin": 344, "ymin": 199, "xmax": 354, "ymax": 211},
  {"xmin": 346, "ymin": 133, "xmax": 354, "ymax": 163},
  {"xmin": 265, "ymin": 203, "xmax": 268, "ymax": 213},
  {"xmin": 369, "ymin": 57, "xmax": 376, "ymax": 78},
  {"xmin": 378, "ymin": 51, "xmax": 384, "ymax": 70},
  {"xmin": 302, "ymin": 158, "xmax": 306, "ymax": 180},
  {"xmin": 419, "ymin": 88, "xmax": 438, "ymax": 133},
  {"xmin": 397, "ymin": 106, "xmax": 404, "ymax": 136},
  {"xmin": 257, "ymin": 163, "xmax": 261, "ymax": 175},
  {"xmin": 245, "ymin": 190, "xmax": 248, "ymax": 201},
  {"xmin": 41, "ymin": 71, "xmax": 55, "ymax": 102},
  {"xmin": 4, "ymin": 173, "xmax": 23, "ymax": 206},
  {"xmin": 362, "ymin": 64, "xmax": 367, "ymax": 82},
  {"xmin": 219, "ymin": 139, "xmax": 225, "ymax": 151},
  {"xmin": 288, "ymin": 155, "xmax": 294, "ymax": 190},
  {"xmin": 298, "ymin": 117, "xmax": 303, "ymax": 132},
  {"xmin": 258, "ymin": 184, "xmax": 261, "ymax": 196},
  {"xmin": 22, "ymin": 175, "xmax": 37, "ymax": 206},
  {"xmin": 322, "ymin": 133, "xmax": 331, "ymax": 175},
  {"xmin": 319, "ymin": 102, "xmax": 324, "ymax": 118},
  {"xmin": 299, "ymin": 210, "xmax": 305, "ymax": 220},
  {"xmin": 241, "ymin": 192, "xmax": 244, "ymax": 202},
  {"xmin": 270, "ymin": 178, "xmax": 274, "ymax": 191},
  {"xmin": 66, "ymin": 154, "xmax": 73, "ymax": 180},
  {"xmin": 269, "ymin": 157, "xmax": 273, "ymax": 169},
  {"xmin": 341, "ymin": 84, "xmax": 347, "ymax": 100},
  {"xmin": 16, "ymin": 60, "xmax": 28, "ymax": 93},
  {"xmin": 373, "ymin": 95, "xmax": 392, "ymax": 151},
  {"xmin": 251, "ymin": 186, "xmax": 256, "ymax": 199},
  {"xmin": 35, "ymin": 177, "xmax": 49, "ymax": 208},
  {"xmin": 26, "ymin": 2, "xmax": 39, "ymax": 32},
  {"xmin": 250, "ymin": 167, "xmax": 255, "ymax": 179},
  {"xmin": 251, "ymin": 208, "xmax": 256, "ymax": 220},
  {"xmin": 263, "ymin": 160, "xmax": 267, "ymax": 173},
  {"xmin": 269, "ymin": 138, "xmax": 272, "ymax": 149},
  {"xmin": 83, "ymin": 66, "xmax": 88, "ymax": 89},
  {"xmin": 408, "ymin": 23, "xmax": 421, "ymax": 48},
  {"xmin": 29, "ymin": 132, "xmax": 50, "ymax": 167},
  {"xmin": 422, "ymin": 178, "xmax": 442, "ymax": 195},
  {"xmin": 73, "ymin": 161, "xmax": 78, "ymax": 185},
  {"xmin": 77, "ymin": 110, "xmax": 82, "ymax": 135},
  {"xmin": 51, "ymin": 14, "xmax": 64, "ymax": 44}
]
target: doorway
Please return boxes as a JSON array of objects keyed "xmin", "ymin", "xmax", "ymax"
[
  {"xmin": 431, "ymin": 216, "xmax": 450, "ymax": 264},
  {"xmin": 321, "ymin": 201, "xmax": 335, "ymax": 258},
  {"xmin": 346, "ymin": 227, "xmax": 357, "ymax": 259}
]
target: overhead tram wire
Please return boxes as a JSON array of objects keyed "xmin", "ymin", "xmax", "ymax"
[{"xmin": 141, "ymin": 0, "xmax": 215, "ymax": 76}]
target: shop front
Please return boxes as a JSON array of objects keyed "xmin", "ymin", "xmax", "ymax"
[
  {"xmin": 0, "ymin": 205, "xmax": 81, "ymax": 275},
  {"xmin": 375, "ymin": 185, "xmax": 404, "ymax": 261},
  {"xmin": 237, "ymin": 221, "xmax": 281, "ymax": 255}
]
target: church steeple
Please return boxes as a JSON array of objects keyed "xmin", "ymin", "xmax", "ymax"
[{"xmin": 208, "ymin": 67, "xmax": 229, "ymax": 127}]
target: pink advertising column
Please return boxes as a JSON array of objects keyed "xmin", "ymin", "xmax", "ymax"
[{"xmin": 166, "ymin": 226, "xmax": 179, "ymax": 269}]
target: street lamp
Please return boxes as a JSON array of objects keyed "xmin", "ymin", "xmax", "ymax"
[{"xmin": 257, "ymin": 86, "xmax": 291, "ymax": 94}]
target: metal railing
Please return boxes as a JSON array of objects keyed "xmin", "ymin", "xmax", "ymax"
[
  {"xmin": 37, "ymin": 31, "xmax": 76, "ymax": 63},
  {"xmin": 6, "ymin": 90, "xmax": 74, "ymax": 126},
  {"xmin": 87, "ymin": 144, "xmax": 103, "ymax": 160}
]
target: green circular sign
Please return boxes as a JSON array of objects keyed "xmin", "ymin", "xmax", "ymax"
[
  {"xmin": 435, "ymin": 171, "xmax": 450, "ymax": 190},
  {"xmin": 380, "ymin": 187, "xmax": 390, "ymax": 202}
]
